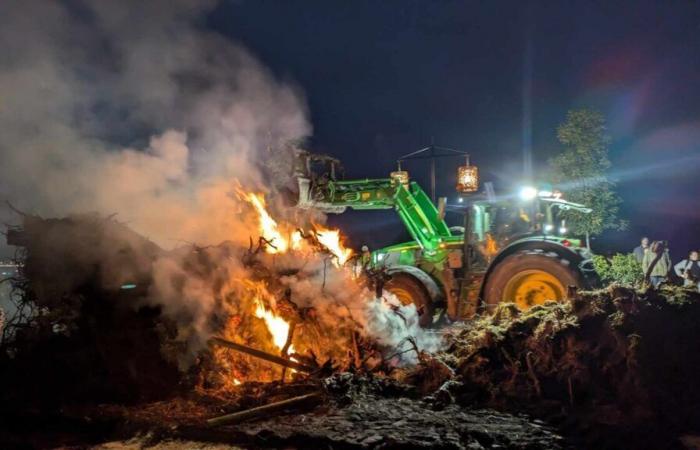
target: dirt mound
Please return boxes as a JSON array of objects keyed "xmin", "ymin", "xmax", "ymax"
[{"xmin": 441, "ymin": 286, "xmax": 700, "ymax": 444}]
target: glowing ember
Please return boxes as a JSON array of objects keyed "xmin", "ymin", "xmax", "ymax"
[
  {"xmin": 254, "ymin": 298, "xmax": 294, "ymax": 353},
  {"xmin": 314, "ymin": 226, "xmax": 353, "ymax": 267},
  {"xmin": 233, "ymin": 378, "xmax": 242, "ymax": 386},
  {"xmin": 243, "ymin": 192, "xmax": 288, "ymax": 253}
]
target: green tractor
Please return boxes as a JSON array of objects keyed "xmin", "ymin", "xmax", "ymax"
[{"xmin": 293, "ymin": 151, "xmax": 599, "ymax": 326}]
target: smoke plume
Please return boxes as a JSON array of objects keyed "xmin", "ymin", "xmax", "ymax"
[
  {"xmin": 0, "ymin": 0, "xmax": 310, "ymax": 252},
  {"xmin": 0, "ymin": 1, "xmax": 443, "ymax": 372}
]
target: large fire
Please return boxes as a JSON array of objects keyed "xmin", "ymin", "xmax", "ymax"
[
  {"xmin": 226, "ymin": 190, "xmax": 356, "ymax": 384},
  {"xmin": 239, "ymin": 189, "xmax": 353, "ymax": 265}
]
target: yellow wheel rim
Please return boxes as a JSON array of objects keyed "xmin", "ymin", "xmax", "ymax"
[
  {"xmin": 388, "ymin": 287, "xmax": 414, "ymax": 306},
  {"xmin": 502, "ymin": 270, "xmax": 565, "ymax": 310}
]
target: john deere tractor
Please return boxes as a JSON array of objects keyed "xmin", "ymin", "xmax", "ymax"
[{"xmin": 293, "ymin": 151, "xmax": 598, "ymax": 326}]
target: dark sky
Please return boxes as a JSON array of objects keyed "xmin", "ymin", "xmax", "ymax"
[{"xmin": 209, "ymin": 0, "xmax": 700, "ymax": 257}]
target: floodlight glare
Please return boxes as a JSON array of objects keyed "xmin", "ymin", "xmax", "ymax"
[
  {"xmin": 544, "ymin": 224, "xmax": 554, "ymax": 232},
  {"xmin": 519, "ymin": 186, "xmax": 538, "ymax": 200},
  {"xmin": 559, "ymin": 227, "xmax": 568, "ymax": 234}
]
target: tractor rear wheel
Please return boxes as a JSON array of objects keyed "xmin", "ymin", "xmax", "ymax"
[
  {"xmin": 484, "ymin": 250, "xmax": 583, "ymax": 312},
  {"xmin": 385, "ymin": 273, "xmax": 434, "ymax": 327}
]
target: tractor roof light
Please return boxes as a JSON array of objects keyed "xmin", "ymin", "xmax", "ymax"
[
  {"xmin": 456, "ymin": 155, "xmax": 479, "ymax": 193},
  {"xmin": 519, "ymin": 186, "xmax": 538, "ymax": 201},
  {"xmin": 390, "ymin": 161, "xmax": 409, "ymax": 187},
  {"xmin": 390, "ymin": 170, "xmax": 409, "ymax": 186}
]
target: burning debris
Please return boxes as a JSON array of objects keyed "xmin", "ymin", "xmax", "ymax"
[
  {"xmin": 4, "ymin": 186, "xmax": 700, "ymax": 449},
  {"xmin": 0, "ymin": 198, "xmax": 568, "ymax": 448},
  {"xmin": 0, "ymin": 186, "xmax": 440, "ymax": 400},
  {"xmin": 4, "ymin": 208, "xmax": 700, "ymax": 447}
]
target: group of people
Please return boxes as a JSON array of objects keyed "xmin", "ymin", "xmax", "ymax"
[{"xmin": 633, "ymin": 237, "xmax": 700, "ymax": 290}]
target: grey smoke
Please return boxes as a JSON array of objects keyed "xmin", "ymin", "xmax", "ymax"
[
  {"xmin": 0, "ymin": 0, "xmax": 443, "ymax": 366},
  {"xmin": 0, "ymin": 0, "xmax": 310, "ymax": 254}
]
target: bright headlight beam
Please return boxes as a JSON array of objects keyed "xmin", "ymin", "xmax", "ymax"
[{"xmin": 519, "ymin": 186, "xmax": 537, "ymax": 201}]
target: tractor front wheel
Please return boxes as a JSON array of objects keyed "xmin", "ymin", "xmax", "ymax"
[
  {"xmin": 385, "ymin": 273, "xmax": 434, "ymax": 327},
  {"xmin": 484, "ymin": 250, "xmax": 583, "ymax": 312}
]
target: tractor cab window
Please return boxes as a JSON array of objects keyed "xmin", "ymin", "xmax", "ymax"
[
  {"xmin": 488, "ymin": 204, "xmax": 532, "ymax": 240},
  {"xmin": 469, "ymin": 201, "xmax": 542, "ymax": 264}
]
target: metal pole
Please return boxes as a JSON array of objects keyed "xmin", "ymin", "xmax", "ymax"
[{"xmin": 430, "ymin": 146, "xmax": 436, "ymax": 203}]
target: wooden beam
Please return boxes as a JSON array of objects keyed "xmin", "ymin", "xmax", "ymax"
[
  {"xmin": 206, "ymin": 392, "xmax": 322, "ymax": 427},
  {"xmin": 208, "ymin": 337, "xmax": 315, "ymax": 373}
]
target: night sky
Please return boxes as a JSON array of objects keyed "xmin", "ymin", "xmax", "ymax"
[{"xmin": 209, "ymin": 0, "xmax": 700, "ymax": 259}]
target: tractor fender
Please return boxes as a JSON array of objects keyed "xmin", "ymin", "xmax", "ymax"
[
  {"xmin": 386, "ymin": 265, "xmax": 444, "ymax": 302},
  {"xmin": 478, "ymin": 238, "xmax": 598, "ymax": 301}
]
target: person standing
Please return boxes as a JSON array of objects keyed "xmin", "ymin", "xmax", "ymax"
[
  {"xmin": 674, "ymin": 250, "xmax": 700, "ymax": 291},
  {"xmin": 633, "ymin": 237, "xmax": 650, "ymax": 263},
  {"xmin": 643, "ymin": 240, "xmax": 672, "ymax": 288}
]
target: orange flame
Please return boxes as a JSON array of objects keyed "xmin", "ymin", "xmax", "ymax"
[
  {"xmin": 242, "ymin": 192, "xmax": 288, "ymax": 253},
  {"xmin": 290, "ymin": 229, "xmax": 304, "ymax": 250},
  {"xmin": 314, "ymin": 226, "xmax": 353, "ymax": 267},
  {"xmin": 254, "ymin": 298, "xmax": 294, "ymax": 353}
]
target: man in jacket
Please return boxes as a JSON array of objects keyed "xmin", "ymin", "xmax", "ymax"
[
  {"xmin": 633, "ymin": 237, "xmax": 649, "ymax": 263},
  {"xmin": 642, "ymin": 240, "xmax": 672, "ymax": 287},
  {"xmin": 674, "ymin": 250, "xmax": 700, "ymax": 291}
]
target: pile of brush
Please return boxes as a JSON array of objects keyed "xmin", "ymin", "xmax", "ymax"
[
  {"xmin": 440, "ymin": 286, "xmax": 700, "ymax": 444},
  {"xmin": 0, "ymin": 213, "xmax": 420, "ymax": 407}
]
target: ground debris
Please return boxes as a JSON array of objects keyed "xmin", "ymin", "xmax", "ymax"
[
  {"xmin": 237, "ymin": 395, "xmax": 562, "ymax": 449},
  {"xmin": 84, "ymin": 373, "xmax": 562, "ymax": 450}
]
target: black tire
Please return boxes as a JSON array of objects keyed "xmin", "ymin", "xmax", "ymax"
[
  {"xmin": 484, "ymin": 250, "xmax": 584, "ymax": 313},
  {"xmin": 385, "ymin": 273, "xmax": 434, "ymax": 327}
]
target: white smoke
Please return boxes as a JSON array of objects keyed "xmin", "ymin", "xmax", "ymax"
[
  {"xmin": 364, "ymin": 293, "xmax": 443, "ymax": 364},
  {"xmin": 0, "ymin": 0, "xmax": 443, "ymax": 368},
  {"xmin": 276, "ymin": 256, "xmax": 443, "ymax": 366},
  {"xmin": 0, "ymin": 0, "xmax": 310, "ymax": 252}
]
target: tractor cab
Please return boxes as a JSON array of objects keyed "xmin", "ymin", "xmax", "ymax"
[{"xmin": 469, "ymin": 189, "xmax": 590, "ymax": 257}]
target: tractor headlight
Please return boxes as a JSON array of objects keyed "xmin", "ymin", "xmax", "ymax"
[
  {"xmin": 544, "ymin": 224, "xmax": 554, "ymax": 232},
  {"xmin": 559, "ymin": 227, "xmax": 568, "ymax": 234},
  {"xmin": 519, "ymin": 186, "xmax": 538, "ymax": 201}
]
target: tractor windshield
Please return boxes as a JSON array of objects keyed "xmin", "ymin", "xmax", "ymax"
[{"xmin": 470, "ymin": 196, "xmax": 590, "ymax": 257}]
